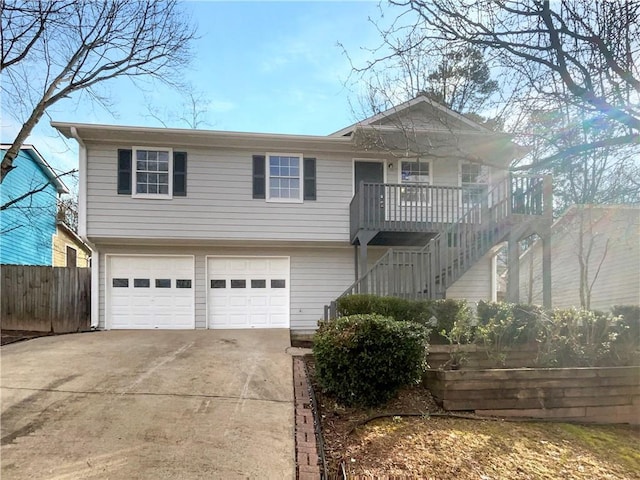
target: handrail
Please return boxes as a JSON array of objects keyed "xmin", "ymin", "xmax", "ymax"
[{"xmin": 337, "ymin": 174, "xmax": 551, "ymax": 310}]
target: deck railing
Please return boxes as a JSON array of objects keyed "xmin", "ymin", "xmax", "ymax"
[
  {"xmin": 350, "ymin": 183, "xmax": 471, "ymax": 239},
  {"xmin": 337, "ymin": 174, "xmax": 551, "ymax": 307}
]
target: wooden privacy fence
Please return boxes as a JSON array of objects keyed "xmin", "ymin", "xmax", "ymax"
[{"xmin": 1, "ymin": 265, "xmax": 91, "ymax": 333}]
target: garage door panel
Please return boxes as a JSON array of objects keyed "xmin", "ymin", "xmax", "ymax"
[
  {"xmin": 108, "ymin": 256, "xmax": 194, "ymax": 329},
  {"xmin": 208, "ymin": 256, "xmax": 290, "ymax": 329}
]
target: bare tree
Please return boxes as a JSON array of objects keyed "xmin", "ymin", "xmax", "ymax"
[
  {"xmin": 353, "ymin": 1, "xmax": 639, "ymax": 210},
  {"xmin": 145, "ymin": 84, "xmax": 212, "ymax": 129},
  {"xmin": 386, "ymin": 0, "xmax": 639, "ymax": 160},
  {"xmin": 524, "ymin": 104, "xmax": 640, "ymax": 212},
  {"xmin": 1, "ymin": 0, "xmax": 197, "ymax": 183},
  {"xmin": 57, "ymin": 193, "xmax": 78, "ymax": 233}
]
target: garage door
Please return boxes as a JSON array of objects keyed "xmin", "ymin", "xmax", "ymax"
[
  {"xmin": 207, "ymin": 256, "xmax": 289, "ymax": 329},
  {"xmin": 108, "ymin": 255, "xmax": 194, "ymax": 329}
]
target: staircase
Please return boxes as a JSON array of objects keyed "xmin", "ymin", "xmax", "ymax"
[{"xmin": 325, "ymin": 174, "xmax": 551, "ymax": 318}]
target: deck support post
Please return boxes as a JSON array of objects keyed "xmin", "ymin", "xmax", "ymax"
[
  {"xmin": 506, "ymin": 235, "xmax": 520, "ymax": 303},
  {"xmin": 541, "ymin": 233, "xmax": 552, "ymax": 309},
  {"xmin": 355, "ymin": 231, "xmax": 378, "ymax": 294}
]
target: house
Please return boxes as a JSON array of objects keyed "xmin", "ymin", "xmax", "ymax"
[
  {"xmin": 52, "ymin": 221, "xmax": 91, "ymax": 268},
  {"xmin": 0, "ymin": 145, "xmax": 69, "ymax": 265},
  {"xmin": 518, "ymin": 204, "xmax": 640, "ymax": 311},
  {"xmin": 52, "ymin": 96, "xmax": 552, "ymax": 335}
]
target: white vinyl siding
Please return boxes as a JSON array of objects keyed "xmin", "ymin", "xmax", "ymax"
[
  {"xmin": 97, "ymin": 244, "xmax": 355, "ymax": 332},
  {"xmin": 86, "ymin": 145, "xmax": 352, "ymax": 242},
  {"xmin": 446, "ymin": 250, "xmax": 495, "ymax": 304},
  {"xmin": 519, "ymin": 206, "xmax": 640, "ymax": 310}
]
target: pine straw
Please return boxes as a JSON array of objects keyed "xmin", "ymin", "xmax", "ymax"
[{"xmin": 305, "ymin": 358, "xmax": 640, "ymax": 480}]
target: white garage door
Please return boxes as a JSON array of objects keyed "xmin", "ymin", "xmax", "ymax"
[
  {"xmin": 207, "ymin": 256, "xmax": 289, "ymax": 329},
  {"xmin": 108, "ymin": 255, "xmax": 194, "ymax": 329}
]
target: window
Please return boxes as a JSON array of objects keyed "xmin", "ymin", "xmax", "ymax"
[
  {"xmin": 253, "ymin": 155, "xmax": 316, "ymax": 201},
  {"xmin": 400, "ymin": 161, "xmax": 430, "ymax": 204},
  {"xmin": 134, "ymin": 278, "xmax": 150, "ymax": 288},
  {"xmin": 211, "ymin": 280, "xmax": 226, "ymax": 288},
  {"xmin": 66, "ymin": 246, "xmax": 77, "ymax": 267},
  {"xmin": 112, "ymin": 278, "xmax": 129, "ymax": 287},
  {"xmin": 176, "ymin": 279, "xmax": 192, "ymax": 288},
  {"xmin": 155, "ymin": 279, "xmax": 171, "ymax": 288},
  {"xmin": 271, "ymin": 279, "xmax": 286, "ymax": 288},
  {"xmin": 231, "ymin": 280, "xmax": 246, "ymax": 288},
  {"xmin": 133, "ymin": 147, "xmax": 172, "ymax": 197},
  {"xmin": 267, "ymin": 154, "xmax": 302, "ymax": 202},
  {"xmin": 118, "ymin": 149, "xmax": 187, "ymax": 197},
  {"xmin": 461, "ymin": 163, "xmax": 489, "ymax": 205},
  {"xmin": 251, "ymin": 279, "xmax": 266, "ymax": 288}
]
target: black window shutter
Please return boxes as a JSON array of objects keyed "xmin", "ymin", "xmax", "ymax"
[
  {"xmin": 117, "ymin": 149, "xmax": 132, "ymax": 194},
  {"xmin": 253, "ymin": 155, "xmax": 266, "ymax": 199},
  {"xmin": 173, "ymin": 152, "xmax": 187, "ymax": 196},
  {"xmin": 303, "ymin": 157, "xmax": 316, "ymax": 201}
]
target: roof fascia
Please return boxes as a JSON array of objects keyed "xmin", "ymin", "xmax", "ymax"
[
  {"xmin": 57, "ymin": 221, "xmax": 92, "ymax": 253},
  {"xmin": 1, "ymin": 143, "xmax": 69, "ymax": 194},
  {"xmin": 51, "ymin": 122, "xmax": 355, "ymax": 153}
]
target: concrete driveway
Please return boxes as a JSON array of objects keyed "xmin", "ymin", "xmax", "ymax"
[{"xmin": 1, "ymin": 330, "xmax": 295, "ymax": 479}]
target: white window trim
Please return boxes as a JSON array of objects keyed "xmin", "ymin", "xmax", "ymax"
[
  {"xmin": 132, "ymin": 146, "xmax": 173, "ymax": 199},
  {"xmin": 459, "ymin": 161, "xmax": 491, "ymax": 206},
  {"xmin": 458, "ymin": 161, "xmax": 491, "ymax": 187},
  {"xmin": 398, "ymin": 158, "xmax": 431, "ymax": 206},
  {"xmin": 266, "ymin": 152, "xmax": 304, "ymax": 203}
]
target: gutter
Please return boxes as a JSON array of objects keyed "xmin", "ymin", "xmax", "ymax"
[{"xmin": 69, "ymin": 127, "xmax": 99, "ymax": 329}]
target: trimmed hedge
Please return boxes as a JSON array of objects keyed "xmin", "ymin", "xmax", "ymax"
[
  {"xmin": 336, "ymin": 294, "xmax": 470, "ymax": 344},
  {"xmin": 313, "ymin": 314, "xmax": 429, "ymax": 407},
  {"xmin": 333, "ymin": 296, "xmax": 639, "ymax": 369}
]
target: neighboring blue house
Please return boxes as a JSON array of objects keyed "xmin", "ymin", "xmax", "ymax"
[{"xmin": 0, "ymin": 145, "xmax": 69, "ymax": 265}]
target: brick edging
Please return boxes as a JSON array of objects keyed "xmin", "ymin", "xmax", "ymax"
[{"xmin": 293, "ymin": 356, "xmax": 322, "ymax": 479}]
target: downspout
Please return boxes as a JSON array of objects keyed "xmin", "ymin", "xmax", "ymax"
[{"xmin": 69, "ymin": 127, "xmax": 99, "ymax": 329}]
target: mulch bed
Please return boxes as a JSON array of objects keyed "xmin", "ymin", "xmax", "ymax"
[{"xmin": 303, "ymin": 356, "xmax": 445, "ymax": 478}]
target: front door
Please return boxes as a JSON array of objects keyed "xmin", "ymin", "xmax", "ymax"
[
  {"xmin": 354, "ymin": 161, "xmax": 385, "ymax": 225},
  {"xmin": 354, "ymin": 161, "xmax": 384, "ymax": 190}
]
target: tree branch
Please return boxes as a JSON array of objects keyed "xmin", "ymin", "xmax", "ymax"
[{"xmin": 0, "ymin": 169, "xmax": 77, "ymax": 211}]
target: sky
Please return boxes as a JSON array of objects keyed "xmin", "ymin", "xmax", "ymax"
[{"xmin": 1, "ymin": 1, "xmax": 395, "ymax": 181}]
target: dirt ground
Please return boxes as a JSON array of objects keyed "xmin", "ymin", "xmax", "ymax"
[
  {"xmin": 305, "ymin": 357, "xmax": 640, "ymax": 480},
  {"xmin": 0, "ymin": 330, "xmax": 52, "ymax": 346}
]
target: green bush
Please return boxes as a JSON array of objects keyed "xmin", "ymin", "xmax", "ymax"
[
  {"xmin": 610, "ymin": 305, "xmax": 640, "ymax": 366},
  {"xmin": 430, "ymin": 299, "xmax": 472, "ymax": 344},
  {"xmin": 336, "ymin": 294, "xmax": 382, "ymax": 317},
  {"xmin": 476, "ymin": 301, "xmax": 542, "ymax": 345},
  {"xmin": 313, "ymin": 314, "xmax": 429, "ymax": 407},
  {"xmin": 474, "ymin": 301, "xmax": 544, "ymax": 366},
  {"xmin": 535, "ymin": 308, "xmax": 634, "ymax": 367},
  {"xmin": 336, "ymin": 294, "xmax": 468, "ymax": 344}
]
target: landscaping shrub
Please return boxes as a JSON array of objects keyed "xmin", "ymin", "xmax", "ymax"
[
  {"xmin": 429, "ymin": 299, "xmax": 472, "ymax": 344},
  {"xmin": 336, "ymin": 294, "xmax": 383, "ymax": 317},
  {"xmin": 313, "ymin": 314, "xmax": 429, "ymax": 407},
  {"xmin": 475, "ymin": 301, "xmax": 544, "ymax": 366},
  {"xmin": 336, "ymin": 294, "xmax": 468, "ymax": 344},
  {"xmin": 609, "ymin": 305, "xmax": 640, "ymax": 366},
  {"xmin": 535, "ymin": 308, "xmax": 634, "ymax": 367}
]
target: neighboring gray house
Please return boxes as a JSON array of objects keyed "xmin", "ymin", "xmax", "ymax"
[
  {"xmin": 519, "ymin": 204, "xmax": 640, "ymax": 311},
  {"xmin": 53, "ymin": 96, "xmax": 552, "ymax": 336}
]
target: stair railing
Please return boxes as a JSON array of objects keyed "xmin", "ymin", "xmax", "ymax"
[{"xmin": 331, "ymin": 174, "xmax": 548, "ymax": 318}]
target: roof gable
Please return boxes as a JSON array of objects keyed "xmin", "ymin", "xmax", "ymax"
[
  {"xmin": 330, "ymin": 95, "xmax": 488, "ymax": 137},
  {"xmin": 1, "ymin": 145, "xmax": 69, "ymax": 194}
]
